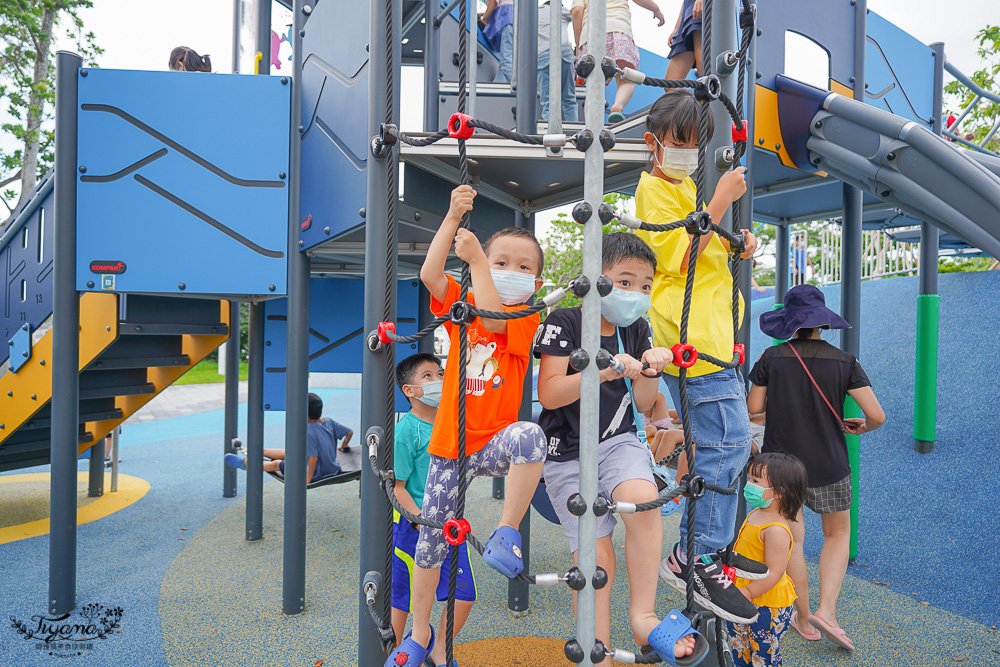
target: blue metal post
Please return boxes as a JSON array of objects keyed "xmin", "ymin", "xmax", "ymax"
[
  {"xmin": 87, "ymin": 441, "xmax": 104, "ymax": 498},
  {"xmin": 224, "ymin": 301, "xmax": 240, "ymax": 498},
  {"xmin": 283, "ymin": 0, "xmax": 310, "ymax": 615},
  {"xmin": 49, "ymin": 50, "xmax": 82, "ymax": 615}
]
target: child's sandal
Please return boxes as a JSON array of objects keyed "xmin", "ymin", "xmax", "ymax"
[
  {"xmin": 647, "ymin": 610, "xmax": 709, "ymax": 666},
  {"xmin": 384, "ymin": 626, "xmax": 435, "ymax": 667}
]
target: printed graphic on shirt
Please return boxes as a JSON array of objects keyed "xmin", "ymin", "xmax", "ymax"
[{"xmin": 465, "ymin": 328, "xmax": 500, "ymax": 397}]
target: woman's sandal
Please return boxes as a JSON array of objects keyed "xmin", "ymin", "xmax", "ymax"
[
  {"xmin": 646, "ymin": 610, "xmax": 709, "ymax": 666},
  {"xmin": 481, "ymin": 526, "xmax": 524, "ymax": 578},
  {"xmin": 808, "ymin": 614, "xmax": 855, "ymax": 651},
  {"xmin": 607, "ymin": 111, "xmax": 626, "ymax": 124},
  {"xmin": 790, "ymin": 610, "xmax": 821, "ymax": 641},
  {"xmin": 385, "ymin": 626, "xmax": 435, "ymax": 667}
]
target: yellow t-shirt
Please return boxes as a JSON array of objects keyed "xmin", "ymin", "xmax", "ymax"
[
  {"xmin": 634, "ymin": 171, "xmax": 744, "ymax": 378},
  {"xmin": 572, "ymin": 0, "xmax": 633, "ymax": 45},
  {"xmin": 732, "ymin": 509, "xmax": 797, "ymax": 609}
]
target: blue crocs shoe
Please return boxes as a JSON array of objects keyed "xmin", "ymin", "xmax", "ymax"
[
  {"xmin": 224, "ymin": 453, "xmax": 246, "ymax": 469},
  {"xmin": 481, "ymin": 526, "xmax": 524, "ymax": 578},
  {"xmin": 647, "ymin": 610, "xmax": 709, "ymax": 666},
  {"xmin": 385, "ymin": 626, "xmax": 434, "ymax": 667}
]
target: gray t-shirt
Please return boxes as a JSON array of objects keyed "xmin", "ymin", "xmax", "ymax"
[
  {"xmin": 538, "ymin": 1, "xmax": 574, "ymax": 59},
  {"xmin": 307, "ymin": 418, "xmax": 351, "ymax": 481}
]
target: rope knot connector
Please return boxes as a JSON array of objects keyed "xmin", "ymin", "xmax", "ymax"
[
  {"xmin": 734, "ymin": 343, "xmax": 745, "ymax": 365},
  {"xmin": 732, "ymin": 119, "xmax": 748, "ymax": 143},
  {"xmin": 739, "ymin": 3, "xmax": 757, "ymax": 29},
  {"xmin": 574, "ymin": 55, "xmax": 597, "ymax": 80},
  {"xmin": 683, "ymin": 474, "xmax": 707, "ymax": 499},
  {"xmin": 377, "ymin": 321, "xmax": 397, "ymax": 344},
  {"xmin": 448, "ymin": 112, "xmax": 475, "ymax": 140},
  {"xmin": 600, "ymin": 57, "xmax": 617, "ymax": 82},
  {"xmin": 671, "ymin": 343, "xmax": 699, "ymax": 368},
  {"xmin": 685, "ymin": 210, "xmax": 713, "ymax": 236},
  {"xmin": 599, "ymin": 129, "xmax": 616, "ymax": 152},
  {"xmin": 694, "ymin": 74, "xmax": 722, "ymax": 103},
  {"xmin": 443, "ymin": 517, "xmax": 471, "ymax": 546},
  {"xmin": 379, "ymin": 123, "xmax": 398, "ymax": 146},
  {"xmin": 572, "ymin": 129, "xmax": 594, "ymax": 152},
  {"xmin": 449, "ymin": 301, "xmax": 474, "ymax": 325}
]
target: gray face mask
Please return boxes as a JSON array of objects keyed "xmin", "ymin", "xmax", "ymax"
[{"xmin": 409, "ymin": 380, "xmax": 443, "ymax": 407}]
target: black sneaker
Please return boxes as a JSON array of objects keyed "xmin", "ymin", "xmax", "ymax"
[
  {"xmin": 659, "ymin": 544, "xmax": 759, "ymax": 625},
  {"xmin": 701, "ymin": 548, "xmax": 769, "ymax": 581}
]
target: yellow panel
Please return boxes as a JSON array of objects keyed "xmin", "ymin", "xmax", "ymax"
[
  {"xmin": 830, "ymin": 79, "xmax": 853, "ymax": 98},
  {"xmin": 82, "ymin": 300, "xmax": 231, "ymax": 447},
  {"xmin": 0, "ymin": 293, "xmax": 118, "ymax": 445},
  {"xmin": 754, "ymin": 85, "xmax": 798, "ymax": 169}
]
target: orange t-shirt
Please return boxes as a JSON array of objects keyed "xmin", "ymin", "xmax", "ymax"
[{"xmin": 428, "ymin": 275, "xmax": 539, "ymax": 459}]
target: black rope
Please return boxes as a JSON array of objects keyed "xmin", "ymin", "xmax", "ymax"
[
  {"xmin": 468, "ymin": 118, "xmax": 545, "ymax": 144},
  {"xmin": 385, "ymin": 315, "xmax": 450, "ymax": 344}
]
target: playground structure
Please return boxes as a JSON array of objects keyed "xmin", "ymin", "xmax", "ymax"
[{"xmin": 1, "ymin": 0, "xmax": 999, "ymax": 666}]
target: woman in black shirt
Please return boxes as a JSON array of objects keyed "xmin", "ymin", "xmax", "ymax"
[{"xmin": 747, "ymin": 285, "xmax": 885, "ymax": 651}]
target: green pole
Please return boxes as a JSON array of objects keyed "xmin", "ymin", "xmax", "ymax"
[
  {"xmin": 770, "ymin": 303, "xmax": 786, "ymax": 346},
  {"xmin": 843, "ymin": 396, "xmax": 861, "ymax": 561},
  {"xmin": 914, "ymin": 294, "xmax": 941, "ymax": 452}
]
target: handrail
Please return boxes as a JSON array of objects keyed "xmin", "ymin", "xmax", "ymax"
[
  {"xmin": 433, "ymin": 0, "xmax": 462, "ymax": 28},
  {"xmin": 945, "ymin": 60, "xmax": 1000, "ymax": 105},
  {"xmin": 0, "ymin": 170, "xmax": 53, "ymax": 254}
]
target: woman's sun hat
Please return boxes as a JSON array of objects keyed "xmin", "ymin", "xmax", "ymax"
[{"xmin": 759, "ymin": 284, "xmax": 852, "ymax": 340}]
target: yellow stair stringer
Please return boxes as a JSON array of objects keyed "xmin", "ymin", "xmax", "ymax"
[
  {"xmin": 0, "ymin": 292, "xmax": 119, "ymax": 446},
  {"xmin": 80, "ymin": 300, "xmax": 231, "ymax": 450}
]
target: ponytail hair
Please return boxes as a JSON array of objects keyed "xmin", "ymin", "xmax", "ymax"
[{"xmin": 169, "ymin": 47, "xmax": 212, "ymax": 73}]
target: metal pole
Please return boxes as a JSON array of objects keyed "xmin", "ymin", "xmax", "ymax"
[
  {"xmin": 514, "ymin": 0, "xmax": 537, "ymax": 132},
  {"xmin": 359, "ymin": 0, "xmax": 400, "ymax": 662},
  {"xmin": 88, "ymin": 442, "xmax": 103, "ymax": 497},
  {"xmin": 223, "ymin": 301, "xmax": 240, "ymax": 498},
  {"xmin": 576, "ymin": 0, "xmax": 607, "ymax": 661},
  {"xmin": 247, "ymin": 302, "xmax": 265, "ymax": 540},
  {"xmin": 231, "ymin": 0, "xmax": 241, "ymax": 73},
  {"xmin": 50, "ymin": 50, "xmax": 82, "ymax": 615},
  {"xmin": 283, "ymin": 0, "xmax": 310, "ymax": 616},
  {"xmin": 547, "ymin": 0, "xmax": 562, "ymax": 143},
  {"xmin": 703, "ymin": 0, "xmax": 737, "ymax": 231},
  {"xmin": 110, "ymin": 429, "xmax": 119, "ymax": 493},
  {"xmin": 774, "ymin": 224, "xmax": 789, "ymax": 304},
  {"xmin": 467, "ymin": 0, "xmax": 477, "ymax": 118},
  {"xmin": 737, "ymin": 28, "xmax": 756, "ymax": 381},
  {"xmin": 914, "ymin": 42, "xmax": 944, "ymax": 454},
  {"xmin": 424, "ymin": 0, "xmax": 441, "ymax": 131}
]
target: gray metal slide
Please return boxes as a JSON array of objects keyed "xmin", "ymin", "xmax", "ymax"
[{"xmin": 776, "ymin": 75, "xmax": 1000, "ymax": 258}]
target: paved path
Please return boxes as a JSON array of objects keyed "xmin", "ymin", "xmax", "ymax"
[{"xmin": 123, "ymin": 381, "xmax": 248, "ymax": 424}]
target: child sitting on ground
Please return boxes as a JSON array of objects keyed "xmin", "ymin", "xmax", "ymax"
[
  {"xmin": 223, "ymin": 393, "xmax": 351, "ymax": 484},
  {"xmin": 391, "ymin": 353, "xmax": 476, "ymax": 667},
  {"xmin": 727, "ymin": 452, "xmax": 808, "ymax": 667},
  {"xmin": 535, "ymin": 232, "xmax": 701, "ymax": 663},
  {"xmin": 385, "ymin": 185, "xmax": 548, "ymax": 667}
]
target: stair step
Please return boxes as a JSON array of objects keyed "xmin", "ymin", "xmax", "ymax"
[
  {"xmin": 18, "ymin": 407, "xmax": 124, "ymax": 431},
  {"xmin": 122, "ymin": 295, "xmax": 225, "ymax": 327},
  {"xmin": 89, "ymin": 355, "xmax": 191, "ymax": 370},
  {"xmin": 0, "ymin": 453, "xmax": 49, "ymax": 473},
  {"xmin": 79, "ymin": 382, "xmax": 155, "ymax": 400},
  {"xmin": 0, "ymin": 430, "xmax": 92, "ymax": 452},
  {"xmin": 119, "ymin": 323, "xmax": 228, "ymax": 336}
]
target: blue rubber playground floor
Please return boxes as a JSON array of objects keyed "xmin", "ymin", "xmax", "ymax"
[{"xmin": 1, "ymin": 271, "xmax": 999, "ymax": 666}]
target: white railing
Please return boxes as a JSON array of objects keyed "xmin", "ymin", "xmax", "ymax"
[{"xmin": 816, "ymin": 224, "xmax": 919, "ymax": 285}]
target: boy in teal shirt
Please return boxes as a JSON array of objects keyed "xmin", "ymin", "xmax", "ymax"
[{"xmin": 392, "ymin": 353, "xmax": 476, "ymax": 666}]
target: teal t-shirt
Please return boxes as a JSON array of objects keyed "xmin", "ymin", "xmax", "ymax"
[{"xmin": 394, "ymin": 412, "xmax": 433, "ymax": 509}]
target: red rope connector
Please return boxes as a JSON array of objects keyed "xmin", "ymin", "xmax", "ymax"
[
  {"xmin": 443, "ymin": 517, "xmax": 471, "ymax": 546},
  {"xmin": 723, "ymin": 564, "xmax": 737, "ymax": 583},
  {"xmin": 671, "ymin": 343, "xmax": 698, "ymax": 368},
  {"xmin": 734, "ymin": 343, "xmax": 745, "ymax": 365},
  {"xmin": 448, "ymin": 112, "xmax": 475, "ymax": 140},
  {"xmin": 377, "ymin": 322, "xmax": 396, "ymax": 344},
  {"xmin": 732, "ymin": 120, "xmax": 748, "ymax": 143}
]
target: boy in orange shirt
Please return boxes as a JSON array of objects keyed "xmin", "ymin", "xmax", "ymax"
[{"xmin": 386, "ymin": 184, "xmax": 547, "ymax": 667}]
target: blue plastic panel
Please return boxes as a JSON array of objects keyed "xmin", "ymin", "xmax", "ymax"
[
  {"xmin": 755, "ymin": 0, "xmax": 856, "ymax": 92},
  {"xmin": 8, "ymin": 323, "xmax": 32, "ymax": 372},
  {"xmin": 606, "ymin": 48, "xmax": 671, "ymax": 115},
  {"xmin": 864, "ymin": 12, "xmax": 934, "ymax": 126},
  {"xmin": 1, "ymin": 180, "xmax": 54, "ymax": 363},
  {"xmin": 298, "ymin": 0, "xmax": 369, "ymax": 249},
  {"xmin": 262, "ymin": 278, "xmax": 421, "ymax": 412},
  {"xmin": 76, "ymin": 68, "xmax": 290, "ymax": 296}
]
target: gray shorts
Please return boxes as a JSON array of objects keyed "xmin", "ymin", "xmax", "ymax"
[
  {"xmin": 543, "ymin": 432, "xmax": 656, "ymax": 553},
  {"xmin": 805, "ymin": 474, "xmax": 852, "ymax": 514},
  {"xmin": 749, "ymin": 421, "xmax": 765, "ymax": 452}
]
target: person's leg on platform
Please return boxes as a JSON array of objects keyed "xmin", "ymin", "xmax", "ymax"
[
  {"xmin": 664, "ymin": 51, "xmax": 694, "ymax": 81},
  {"xmin": 494, "ymin": 24, "xmax": 514, "ymax": 83},
  {"xmin": 262, "ymin": 447, "xmax": 285, "ymax": 460},
  {"xmin": 615, "ymin": 478, "xmax": 662, "ymax": 645},
  {"xmin": 611, "ymin": 68, "xmax": 635, "ymax": 116},
  {"xmin": 561, "ymin": 56, "xmax": 579, "ymax": 122},
  {"xmin": 537, "ymin": 51, "xmax": 550, "ymax": 121},
  {"xmin": 814, "ymin": 509, "xmax": 851, "ymax": 628}
]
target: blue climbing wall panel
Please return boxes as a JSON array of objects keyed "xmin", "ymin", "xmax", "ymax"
[
  {"xmin": 864, "ymin": 12, "xmax": 934, "ymax": 127},
  {"xmin": 75, "ymin": 68, "xmax": 290, "ymax": 296},
  {"xmin": 1, "ymin": 178, "xmax": 54, "ymax": 365},
  {"xmin": 297, "ymin": 0, "xmax": 369, "ymax": 249},
  {"xmin": 262, "ymin": 278, "xmax": 421, "ymax": 412}
]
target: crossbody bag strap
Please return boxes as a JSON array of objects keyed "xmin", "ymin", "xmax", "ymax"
[{"xmin": 785, "ymin": 341, "xmax": 844, "ymax": 425}]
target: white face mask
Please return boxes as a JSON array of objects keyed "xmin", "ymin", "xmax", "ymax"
[
  {"xmin": 653, "ymin": 136, "xmax": 699, "ymax": 180},
  {"xmin": 490, "ymin": 269, "xmax": 537, "ymax": 306},
  {"xmin": 408, "ymin": 379, "xmax": 442, "ymax": 407}
]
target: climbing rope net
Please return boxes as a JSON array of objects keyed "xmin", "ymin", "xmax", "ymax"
[{"xmin": 361, "ymin": 0, "xmax": 758, "ymax": 664}]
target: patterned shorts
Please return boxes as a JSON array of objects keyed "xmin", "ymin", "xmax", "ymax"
[
  {"xmin": 726, "ymin": 605, "xmax": 792, "ymax": 667},
  {"xmin": 415, "ymin": 421, "xmax": 546, "ymax": 569},
  {"xmin": 579, "ymin": 31, "xmax": 640, "ymax": 71},
  {"xmin": 805, "ymin": 474, "xmax": 852, "ymax": 514}
]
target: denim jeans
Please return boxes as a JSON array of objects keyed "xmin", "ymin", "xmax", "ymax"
[
  {"xmin": 537, "ymin": 48, "xmax": 578, "ymax": 122},
  {"xmin": 664, "ymin": 368, "xmax": 751, "ymax": 555},
  {"xmin": 493, "ymin": 24, "xmax": 514, "ymax": 83}
]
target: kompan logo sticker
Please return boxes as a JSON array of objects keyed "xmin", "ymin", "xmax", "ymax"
[
  {"xmin": 89, "ymin": 260, "xmax": 126, "ymax": 274},
  {"xmin": 9, "ymin": 603, "xmax": 124, "ymax": 658}
]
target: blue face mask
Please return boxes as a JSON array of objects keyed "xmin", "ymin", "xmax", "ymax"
[
  {"xmin": 743, "ymin": 481, "xmax": 773, "ymax": 509},
  {"xmin": 601, "ymin": 287, "xmax": 651, "ymax": 326},
  {"xmin": 490, "ymin": 269, "xmax": 537, "ymax": 305}
]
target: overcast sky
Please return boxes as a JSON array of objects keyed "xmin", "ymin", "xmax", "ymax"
[{"xmin": 25, "ymin": 0, "xmax": 996, "ymax": 240}]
